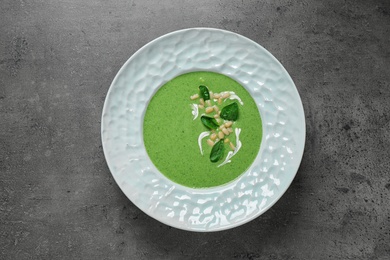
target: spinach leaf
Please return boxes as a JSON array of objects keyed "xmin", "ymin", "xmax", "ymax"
[
  {"xmin": 199, "ymin": 85, "xmax": 210, "ymax": 100},
  {"xmin": 201, "ymin": 116, "xmax": 219, "ymax": 130},
  {"xmin": 210, "ymin": 139, "xmax": 224, "ymax": 162},
  {"xmin": 220, "ymin": 102, "xmax": 239, "ymax": 121}
]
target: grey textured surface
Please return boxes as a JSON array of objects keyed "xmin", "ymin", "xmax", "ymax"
[{"xmin": 1, "ymin": 0, "xmax": 389, "ymax": 259}]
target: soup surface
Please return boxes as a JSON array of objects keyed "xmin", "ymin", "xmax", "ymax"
[{"xmin": 143, "ymin": 71, "xmax": 262, "ymax": 188}]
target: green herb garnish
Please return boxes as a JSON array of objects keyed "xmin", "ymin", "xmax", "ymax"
[
  {"xmin": 220, "ymin": 102, "xmax": 239, "ymax": 121},
  {"xmin": 201, "ymin": 116, "xmax": 219, "ymax": 130},
  {"xmin": 210, "ymin": 139, "xmax": 224, "ymax": 162},
  {"xmin": 199, "ymin": 85, "xmax": 210, "ymax": 100}
]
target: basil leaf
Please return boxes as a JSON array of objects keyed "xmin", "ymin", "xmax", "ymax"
[
  {"xmin": 199, "ymin": 85, "xmax": 210, "ymax": 100},
  {"xmin": 210, "ymin": 139, "xmax": 224, "ymax": 162},
  {"xmin": 220, "ymin": 102, "xmax": 239, "ymax": 121},
  {"xmin": 201, "ymin": 116, "xmax": 219, "ymax": 130}
]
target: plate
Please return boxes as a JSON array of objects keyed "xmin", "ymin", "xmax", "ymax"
[{"xmin": 101, "ymin": 28, "xmax": 305, "ymax": 232}]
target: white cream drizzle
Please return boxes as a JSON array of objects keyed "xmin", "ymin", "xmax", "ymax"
[
  {"xmin": 191, "ymin": 104, "xmax": 199, "ymax": 120},
  {"xmin": 198, "ymin": 131, "xmax": 210, "ymax": 155},
  {"xmin": 228, "ymin": 91, "xmax": 244, "ymax": 105},
  {"xmin": 218, "ymin": 128, "xmax": 242, "ymax": 167}
]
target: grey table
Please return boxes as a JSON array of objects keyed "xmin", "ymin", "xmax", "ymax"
[{"xmin": 1, "ymin": 1, "xmax": 389, "ymax": 259}]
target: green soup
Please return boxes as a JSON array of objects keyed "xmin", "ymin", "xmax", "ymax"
[{"xmin": 143, "ymin": 71, "xmax": 262, "ymax": 188}]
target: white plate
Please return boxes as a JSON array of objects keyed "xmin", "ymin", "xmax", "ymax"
[{"xmin": 101, "ymin": 28, "xmax": 305, "ymax": 232}]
